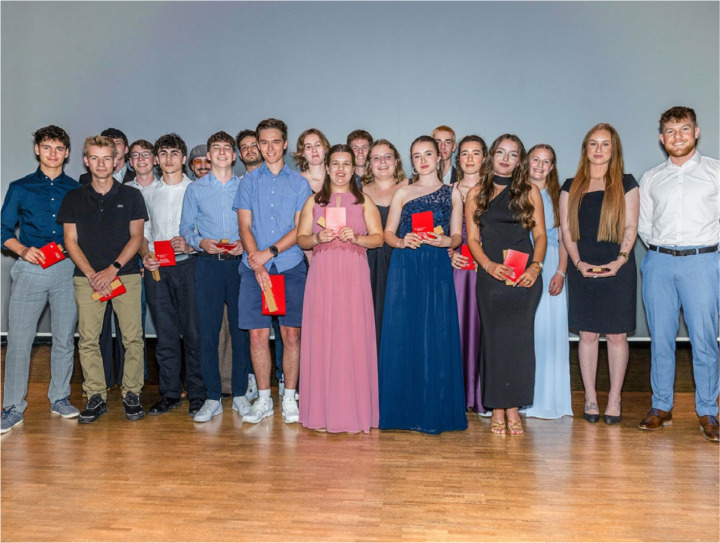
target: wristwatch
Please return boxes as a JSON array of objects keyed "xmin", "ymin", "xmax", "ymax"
[
  {"xmin": 268, "ymin": 245, "xmax": 279, "ymax": 258},
  {"xmin": 531, "ymin": 260, "xmax": 543, "ymax": 272},
  {"xmin": 112, "ymin": 261, "xmax": 122, "ymax": 270}
]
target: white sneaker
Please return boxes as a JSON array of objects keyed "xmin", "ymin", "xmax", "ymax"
[
  {"xmin": 246, "ymin": 374, "xmax": 258, "ymax": 401},
  {"xmin": 295, "ymin": 391, "xmax": 300, "ymax": 401},
  {"xmin": 282, "ymin": 396, "xmax": 299, "ymax": 424},
  {"xmin": 242, "ymin": 397, "xmax": 274, "ymax": 424},
  {"xmin": 232, "ymin": 395, "xmax": 252, "ymax": 416},
  {"xmin": 278, "ymin": 376, "xmax": 285, "ymax": 396},
  {"xmin": 193, "ymin": 399, "xmax": 223, "ymax": 422}
]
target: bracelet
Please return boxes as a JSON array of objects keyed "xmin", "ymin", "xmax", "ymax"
[
  {"xmin": 618, "ymin": 251, "xmax": 629, "ymax": 262},
  {"xmin": 575, "ymin": 259, "xmax": 582, "ymax": 270},
  {"xmin": 556, "ymin": 270, "xmax": 566, "ymax": 278},
  {"xmin": 483, "ymin": 261, "xmax": 491, "ymax": 273}
]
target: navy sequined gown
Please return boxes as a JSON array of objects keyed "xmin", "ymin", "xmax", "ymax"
[{"xmin": 378, "ymin": 185, "xmax": 468, "ymax": 434}]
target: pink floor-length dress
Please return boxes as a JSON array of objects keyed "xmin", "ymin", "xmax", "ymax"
[{"xmin": 299, "ymin": 192, "xmax": 379, "ymax": 433}]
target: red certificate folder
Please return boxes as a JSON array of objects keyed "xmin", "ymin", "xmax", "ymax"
[
  {"xmin": 503, "ymin": 249, "xmax": 530, "ymax": 285},
  {"xmin": 412, "ymin": 211, "xmax": 434, "ymax": 239},
  {"xmin": 153, "ymin": 241, "xmax": 176, "ymax": 266},
  {"xmin": 38, "ymin": 242, "xmax": 66, "ymax": 269},
  {"xmin": 262, "ymin": 275, "xmax": 286, "ymax": 316},
  {"xmin": 460, "ymin": 244, "xmax": 475, "ymax": 270},
  {"xmin": 325, "ymin": 207, "xmax": 346, "ymax": 232},
  {"xmin": 91, "ymin": 278, "xmax": 126, "ymax": 302},
  {"xmin": 216, "ymin": 238, "xmax": 236, "ymax": 251}
]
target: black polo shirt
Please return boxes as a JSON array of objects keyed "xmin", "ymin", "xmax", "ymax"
[{"xmin": 56, "ymin": 181, "xmax": 148, "ymax": 277}]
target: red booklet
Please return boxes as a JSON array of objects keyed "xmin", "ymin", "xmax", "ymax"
[
  {"xmin": 153, "ymin": 240, "xmax": 176, "ymax": 267},
  {"xmin": 38, "ymin": 242, "xmax": 66, "ymax": 269},
  {"xmin": 325, "ymin": 207, "xmax": 346, "ymax": 232},
  {"xmin": 412, "ymin": 211, "xmax": 434, "ymax": 239},
  {"xmin": 503, "ymin": 249, "xmax": 530, "ymax": 285},
  {"xmin": 460, "ymin": 244, "xmax": 475, "ymax": 270},
  {"xmin": 215, "ymin": 239, "xmax": 236, "ymax": 251},
  {"xmin": 262, "ymin": 275, "xmax": 286, "ymax": 316},
  {"xmin": 91, "ymin": 278, "xmax": 126, "ymax": 302}
]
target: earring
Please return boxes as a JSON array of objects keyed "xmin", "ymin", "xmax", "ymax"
[{"xmin": 411, "ymin": 167, "xmax": 418, "ymax": 176}]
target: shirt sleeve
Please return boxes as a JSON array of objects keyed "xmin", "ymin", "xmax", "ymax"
[
  {"xmin": 179, "ymin": 183, "xmax": 202, "ymax": 251},
  {"xmin": 622, "ymin": 173, "xmax": 639, "ymax": 193},
  {"xmin": 233, "ymin": 176, "xmax": 251, "ymax": 212},
  {"xmin": 129, "ymin": 188, "xmax": 149, "ymax": 221},
  {"xmin": 0, "ymin": 183, "xmax": 20, "ymax": 247},
  {"xmin": 295, "ymin": 177, "xmax": 313, "ymax": 212},
  {"xmin": 637, "ymin": 170, "xmax": 653, "ymax": 247},
  {"xmin": 143, "ymin": 195, "xmax": 153, "ymax": 244},
  {"xmin": 55, "ymin": 190, "xmax": 77, "ymax": 225},
  {"xmin": 560, "ymin": 178, "xmax": 573, "ymax": 193}
]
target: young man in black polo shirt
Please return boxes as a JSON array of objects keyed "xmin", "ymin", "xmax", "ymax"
[{"xmin": 57, "ymin": 135, "xmax": 148, "ymax": 423}]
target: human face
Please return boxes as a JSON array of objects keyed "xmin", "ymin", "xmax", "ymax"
[
  {"xmin": 434, "ymin": 130, "xmax": 457, "ymax": 161},
  {"xmin": 238, "ymin": 136, "xmax": 262, "ymax": 167},
  {"xmin": 586, "ymin": 130, "xmax": 612, "ymax": 167},
  {"xmin": 190, "ymin": 157, "xmax": 211, "ymax": 178},
  {"xmin": 129, "ymin": 146, "xmax": 156, "ymax": 176},
  {"xmin": 411, "ymin": 141, "xmax": 440, "ymax": 177},
  {"xmin": 527, "ymin": 148, "xmax": 554, "ymax": 183},
  {"xmin": 112, "ymin": 138, "xmax": 128, "ymax": 168},
  {"xmin": 34, "ymin": 139, "xmax": 69, "ymax": 171},
  {"xmin": 660, "ymin": 118, "xmax": 699, "ymax": 159},
  {"xmin": 258, "ymin": 128, "xmax": 287, "ymax": 166},
  {"xmin": 369, "ymin": 144, "xmax": 397, "ymax": 181},
  {"xmin": 207, "ymin": 140, "xmax": 237, "ymax": 169},
  {"xmin": 83, "ymin": 145, "xmax": 117, "ymax": 181},
  {"xmin": 458, "ymin": 142, "xmax": 484, "ymax": 176},
  {"xmin": 327, "ymin": 151, "xmax": 354, "ymax": 189},
  {"xmin": 156, "ymin": 147, "xmax": 186, "ymax": 176},
  {"xmin": 350, "ymin": 138, "xmax": 371, "ymax": 168},
  {"xmin": 493, "ymin": 139, "xmax": 520, "ymax": 177},
  {"xmin": 302, "ymin": 133, "xmax": 326, "ymax": 167}
]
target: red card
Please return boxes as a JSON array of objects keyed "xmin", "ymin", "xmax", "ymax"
[
  {"xmin": 503, "ymin": 249, "xmax": 530, "ymax": 284},
  {"xmin": 325, "ymin": 207, "xmax": 346, "ymax": 232},
  {"xmin": 92, "ymin": 278, "xmax": 127, "ymax": 302},
  {"xmin": 262, "ymin": 275, "xmax": 286, "ymax": 316},
  {"xmin": 460, "ymin": 244, "xmax": 475, "ymax": 270},
  {"xmin": 153, "ymin": 240, "xmax": 176, "ymax": 267},
  {"xmin": 216, "ymin": 241, "xmax": 236, "ymax": 251},
  {"xmin": 38, "ymin": 242, "xmax": 66, "ymax": 269},
  {"xmin": 412, "ymin": 211, "xmax": 434, "ymax": 239}
]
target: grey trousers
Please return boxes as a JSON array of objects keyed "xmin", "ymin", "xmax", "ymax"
[{"xmin": 3, "ymin": 258, "xmax": 77, "ymax": 413}]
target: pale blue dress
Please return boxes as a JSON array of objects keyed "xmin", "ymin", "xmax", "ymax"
[{"xmin": 525, "ymin": 188, "xmax": 573, "ymax": 419}]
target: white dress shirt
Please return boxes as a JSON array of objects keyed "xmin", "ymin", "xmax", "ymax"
[
  {"xmin": 143, "ymin": 175, "xmax": 195, "ymax": 259},
  {"xmin": 638, "ymin": 151, "xmax": 720, "ymax": 247}
]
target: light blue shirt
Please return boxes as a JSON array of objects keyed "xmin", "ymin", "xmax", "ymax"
[
  {"xmin": 233, "ymin": 162, "xmax": 312, "ymax": 272},
  {"xmin": 179, "ymin": 171, "xmax": 241, "ymax": 252}
]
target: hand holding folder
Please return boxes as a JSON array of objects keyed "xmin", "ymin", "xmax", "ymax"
[
  {"xmin": 38, "ymin": 242, "xmax": 66, "ymax": 269},
  {"xmin": 502, "ymin": 249, "xmax": 530, "ymax": 285},
  {"xmin": 262, "ymin": 275, "xmax": 286, "ymax": 316},
  {"xmin": 91, "ymin": 278, "xmax": 126, "ymax": 302}
]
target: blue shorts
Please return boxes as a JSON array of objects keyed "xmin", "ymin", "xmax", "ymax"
[{"xmin": 237, "ymin": 260, "xmax": 307, "ymax": 330}]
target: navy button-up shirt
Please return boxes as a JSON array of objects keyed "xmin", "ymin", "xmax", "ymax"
[{"xmin": 1, "ymin": 167, "xmax": 79, "ymax": 249}]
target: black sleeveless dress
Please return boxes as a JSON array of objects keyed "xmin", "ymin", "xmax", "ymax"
[
  {"xmin": 475, "ymin": 182, "xmax": 542, "ymax": 409},
  {"xmin": 367, "ymin": 205, "xmax": 393, "ymax": 355}
]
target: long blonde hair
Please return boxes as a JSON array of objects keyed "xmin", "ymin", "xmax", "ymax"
[{"xmin": 567, "ymin": 124, "xmax": 625, "ymax": 243}]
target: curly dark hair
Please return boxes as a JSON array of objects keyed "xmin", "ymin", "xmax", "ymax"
[{"xmin": 33, "ymin": 125, "xmax": 70, "ymax": 149}]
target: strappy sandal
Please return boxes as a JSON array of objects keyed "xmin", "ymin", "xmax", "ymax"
[
  {"xmin": 490, "ymin": 419, "xmax": 508, "ymax": 436},
  {"xmin": 507, "ymin": 419, "xmax": 525, "ymax": 436}
]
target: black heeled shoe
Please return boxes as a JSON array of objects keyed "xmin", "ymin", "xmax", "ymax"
[
  {"xmin": 604, "ymin": 405, "xmax": 622, "ymax": 425},
  {"xmin": 583, "ymin": 402, "xmax": 600, "ymax": 423}
]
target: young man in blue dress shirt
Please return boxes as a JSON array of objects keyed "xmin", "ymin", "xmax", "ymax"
[
  {"xmin": 234, "ymin": 118, "xmax": 312, "ymax": 424},
  {"xmin": 1, "ymin": 126, "xmax": 80, "ymax": 433}
]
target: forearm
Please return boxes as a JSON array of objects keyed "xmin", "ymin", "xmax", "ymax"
[
  {"xmin": 139, "ymin": 239, "xmax": 151, "ymax": 258},
  {"xmin": 448, "ymin": 233, "xmax": 462, "ymax": 250},
  {"xmin": 273, "ymin": 227, "xmax": 298, "ymax": 253},
  {"xmin": 3, "ymin": 238, "xmax": 28, "ymax": 258},
  {"xmin": 384, "ymin": 230, "xmax": 403, "ymax": 249},
  {"xmin": 356, "ymin": 233, "xmax": 384, "ymax": 249},
  {"xmin": 531, "ymin": 233, "xmax": 547, "ymax": 265},
  {"xmin": 557, "ymin": 236, "xmax": 569, "ymax": 274},
  {"xmin": 296, "ymin": 233, "xmax": 315, "ymax": 250},
  {"xmin": 115, "ymin": 232, "xmax": 145, "ymax": 268},
  {"xmin": 239, "ymin": 223, "xmax": 258, "ymax": 254},
  {"xmin": 65, "ymin": 238, "xmax": 94, "ymax": 277}
]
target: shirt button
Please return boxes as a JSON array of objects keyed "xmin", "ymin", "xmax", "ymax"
[{"xmin": 51, "ymin": 198, "xmax": 54, "ymax": 201}]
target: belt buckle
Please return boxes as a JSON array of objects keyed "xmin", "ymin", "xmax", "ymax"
[{"xmin": 670, "ymin": 248, "xmax": 683, "ymax": 257}]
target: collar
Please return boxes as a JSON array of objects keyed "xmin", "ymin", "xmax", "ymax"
[
  {"xmin": 665, "ymin": 150, "xmax": 702, "ymax": 169},
  {"xmin": 257, "ymin": 161, "xmax": 290, "ymax": 178},
  {"xmin": 158, "ymin": 174, "xmax": 192, "ymax": 188},
  {"xmin": 35, "ymin": 166, "xmax": 68, "ymax": 183},
  {"xmin": 86, "ymin": 179, "xmax": 121, "ymax": 199}
]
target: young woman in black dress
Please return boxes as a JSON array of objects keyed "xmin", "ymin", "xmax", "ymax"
[{"xmin": 466, "ymin": 134, "xmax": 547, "ymax": 436}]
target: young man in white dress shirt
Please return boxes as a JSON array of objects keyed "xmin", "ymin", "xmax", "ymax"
[
  {"xmin": 432, "ymin": 125, "xmax": 458, "ymax": 184},
  {"xmin": 140, "ymin": 134, "xmax": 206, "ymax": 417},
  {"xmin": 637, "ymin": 106, "xmax": 720, "ymax": 442}
]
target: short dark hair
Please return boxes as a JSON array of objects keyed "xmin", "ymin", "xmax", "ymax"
[
  {"xmin": 235, "ymin": 129, "xmax": 257, "ymax": 150},
  {"xmin": 346, "ymin": 129, "xmax": 373, "ymax": 146},
  {"xmin": 153, "ymin": 133, "xmax": 187, "ymax": 157},
  {"xmin": 256, "ymin": 118, "xmax": 288, "ymax": 142},
  {"xmin": 130, "ymin": 139, "xmax": 154, "ymax": 152},
  {"xmin": 207, "ymin": 131, "xmax": 236, "ymax": 151},
  {"xmin": 100, "ymin": 128, "xmax": 129, "ymax": 147},
  {"xmin": 33, "ymin": 125, "xmax": 70, "ymax": 149},
  {"xmin": 659, "ymin": 106, "xmax": 697, "ymax": 131}
]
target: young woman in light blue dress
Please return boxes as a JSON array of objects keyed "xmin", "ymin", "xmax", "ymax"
[{"xmin": 524, "ymin": 144, "xmax": 573, "ymax": 419}]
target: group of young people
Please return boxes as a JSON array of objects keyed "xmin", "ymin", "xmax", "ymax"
[{"xmin": 2, "ymin": 107, "xmax": 718, "ymax": 443}]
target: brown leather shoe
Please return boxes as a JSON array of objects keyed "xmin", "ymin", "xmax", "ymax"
[
  {"xmin": 638, "ymin": 407, "xmax": 672, "ymax": 430},
  {"xmin": 698, "ymin": 415, "xmax": 719, "ymax": 442}
]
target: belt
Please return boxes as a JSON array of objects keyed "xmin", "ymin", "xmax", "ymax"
[
  {"xmin": 198, "ymin": 252, "xmax": 242, "ymax": 261},
  {"xmin": 648, "ymin": 244, "xmax": 718, "ymax": 257}
]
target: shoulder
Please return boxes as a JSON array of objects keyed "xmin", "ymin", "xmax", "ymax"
[
  {"xmin": 560, "ymin": 177, "xmax": 574, "ymax": 193},
  {"xmin": 621, "ymin": 173, "xmax": 638, "ymax": 192},
  {"xmin": 639, "ymin": 161, "xmax": 668, "ymax": 186},
  {"xmin": 698, "ymin": 153, "xmax": 720, "ymax": 173}
]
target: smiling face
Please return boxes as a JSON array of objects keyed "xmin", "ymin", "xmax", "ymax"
[
  {"xmin": 660, "ymin": 117, "xmax": 699, "ymax": 159},
  {"xmin": 434, "ymin": 130, "xmax": 457, "ymax": 161},
  {"xmin": 586, "ymin": 129, "xmax": 612, "ymax": 167},
  {"xmin": 84, "ymin": 145, "xmax": 117, "ymax": 181},
  {"xmin": 350, "ymin": 138, "xmax": 371, "ymax": 168},
  {"xmin": 258, "ymin": 128, "xmax": 287, "ymax": 166},
  {"xmin": 35, "ymin": 139, "xmax": 69, "ymax": 171},
  {"xmin": 302, "ymin": 133, "xmax": 326, "ymax": 167},
  {"xmin": 493, "ymin": 139, "xmax": 520, "ymax": 176},
  {"xmin": 129, "ymin": 145, "xmax": 156, "ymax": 176},
  {"xmin": 190, "ymin": 157, "xmax": 211, "ymax": 178},
  {"xmin": 411, "ymin": 141, "xmax": 440, "ymax": 176},
  {"xmin": 458, "ymin": 141, "xmax": 484, "ymax": 176},
  {"xmin": 327, "ymin": 151, "xmax": 354, "ymax": 189},
  {"xmin": 156, "ymin": 147, "xmax": 186, "ymax": 177},
  {"xmin": 527, "ymin": 147, "xmax": 554, "ymax": 183},
  {"xmin": 369, "ymin": 144, "xmax": 397, "ymax": 181},
  {"xmin": 238, "ymin": 135, "xmax": 262, "ymax": 167},
  {"xmin": 207, "ymin": 140, "xmax": 237, "ymax": 170}
]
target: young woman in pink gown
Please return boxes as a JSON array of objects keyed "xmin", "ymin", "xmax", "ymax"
[{"xmin": 296, "ymin": 145, "xmax": 384, "ymax": 433}]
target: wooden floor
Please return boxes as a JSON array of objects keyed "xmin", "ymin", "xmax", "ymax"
[{"xmin": 1, "ymin": 344, "xmax": 718, "ymax": 542}]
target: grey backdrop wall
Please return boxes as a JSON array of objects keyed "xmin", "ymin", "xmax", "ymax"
[{"xmin": 2, "ymin": 1, "xmax": 719, "ymax": 338}]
